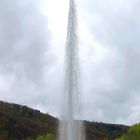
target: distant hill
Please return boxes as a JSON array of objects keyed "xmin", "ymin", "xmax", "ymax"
[
  {"xmin": 85, "ymin": 121, "xmax": 128, "ymax": 140},
  {"xmin": 0, "ymin": 100, "xmax": 128, "ymax": 140}
]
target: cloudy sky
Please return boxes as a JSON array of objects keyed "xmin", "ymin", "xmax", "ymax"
[{"xmin": 0, "ymin": 0, "xmax": 140, "ymax": 125}]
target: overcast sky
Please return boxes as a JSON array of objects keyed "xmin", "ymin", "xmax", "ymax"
[{"xmin": 0, "ymin": 0, "xmax": 140, "ymax": 125}]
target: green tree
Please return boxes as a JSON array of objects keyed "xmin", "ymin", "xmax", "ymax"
[
  {"xmin": 34, "ymin": 133, "xmax": 54, "ymax": 140},
  {"xmin": 116, "ymin": 123, "xmax": 140, "ymax": 140}
]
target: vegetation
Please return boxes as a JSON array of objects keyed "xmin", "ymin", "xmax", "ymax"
[
  {"xmin": 116, "ymin": 123, "xmax": 140, "ymax": 140},
  {"xmin": 0, "ymin": 101, "xmax": 57, "ymax": 140},
  {"xmin": 0, "ymin": 100, "xmax": 129, "ymax": 140},
  {"xmin": 33, "ymin": 133, "xmax": 54, "ymax": 140}
]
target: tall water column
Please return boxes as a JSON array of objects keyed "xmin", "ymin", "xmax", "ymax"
[{"xmin": 59, "ymin": 0, "xmax": 84, "ymax": 140}]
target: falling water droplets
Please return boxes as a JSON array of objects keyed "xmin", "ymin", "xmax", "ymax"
[{"xmin": 59, "ymin": 0, "xmax": 84, "ymax": 140}]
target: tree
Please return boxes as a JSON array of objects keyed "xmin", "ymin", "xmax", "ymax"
[
  {"xmin": 34, "ymin": 133, "xmax": 54, "ymax": 140},
  {"xmin": 116, "ymin": 123, "xmax": 140, "ymax": 140}
]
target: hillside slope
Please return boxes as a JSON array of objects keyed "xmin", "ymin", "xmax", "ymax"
[
  {"xmin": 85, "ymin": 121, "xmax": 128, "ymax": 140},
  {"xmin": 0, "ymin": 101, "xmax": 58, "ymax": 140},
  {"xmin": 0, "ymin": 100, "xmax": 128, "ymax": 140},
  {"xmin": 116, "ymin": 123, "xmax": 140, "ymax": 140}
]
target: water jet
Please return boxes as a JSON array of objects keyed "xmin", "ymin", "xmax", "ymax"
[{"xmin": 59, "ymin": 0, "xmax": 84, "ymax": 140}]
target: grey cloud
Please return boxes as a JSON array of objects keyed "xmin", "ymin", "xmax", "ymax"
[
  {"xmin": 80, "ymin": 0, "xmax": 140, "ymax": 124},
  {"xmin": 0, "ymin": 0, "xmax": 49, "ymax": 82},
  {"xmin": 0, "ymin": 0, "xmax": 65, "ymax": 118},
  {"xmin": 0, "ymin": 0, "xmax": 57, "ymax": 110},
  {"xmin": 0, "ymin": 0, "xmax": 66, "ymax": 118},
  {"xmin": 1, "ymin": 0, "xmax": 140, "ymax": 125}
]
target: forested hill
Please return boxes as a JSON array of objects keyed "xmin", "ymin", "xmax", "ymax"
[
  {"xmin": 0, "ymin": 100, "xmax": 58, "ymax": 140},
  {"xmin": 0, "ymin": 100, "xmax": 128, "ymax": 140}
]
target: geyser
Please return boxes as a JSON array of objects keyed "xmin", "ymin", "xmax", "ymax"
[{"xmin": 59, "ymin": 0, "xmax": 84, "ymax": 140}]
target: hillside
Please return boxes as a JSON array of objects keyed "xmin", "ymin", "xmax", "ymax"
[
  {"xmin": 116, "ymin": 123, "xmax": 140, "ymax": 140},
  {"xmin": 85, "ymin": 121, "xmax": 128, "ymax": 140},
  {"xmin": 0, "ymin": 101, "xmax": 58, "ymax": 140},
  {"xmin": 0, "ymin": 100, "xmax": 128, "ymax": 140}
]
